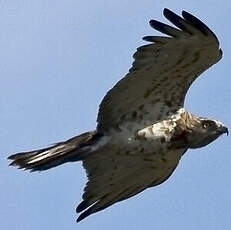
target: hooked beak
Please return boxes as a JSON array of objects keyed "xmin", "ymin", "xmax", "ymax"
[{"xmin": 221, "ymin": 126, "xmax": 229, "ymax": 136}]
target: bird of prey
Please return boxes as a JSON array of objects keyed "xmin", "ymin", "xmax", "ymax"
[{"xmin": 8, "ymin": 8, "xmax": 228, "ymax": 222}]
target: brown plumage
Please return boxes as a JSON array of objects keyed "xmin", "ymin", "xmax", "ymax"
[{"xmin": 8, "ymin": 9, "xmax": 228, "ymax": 222}]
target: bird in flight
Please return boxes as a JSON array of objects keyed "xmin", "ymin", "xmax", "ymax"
[{"xmin": 8, "ymin": 8, "xmax": 228, "ymax": 222}]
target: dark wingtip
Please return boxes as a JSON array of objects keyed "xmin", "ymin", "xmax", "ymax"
[
  {"xmin": 163, "ymin": 8, "xmax": 172, "ymax": 16},
  {"xmin": 76, "ymin": 200, "xmax": 90, "ymax": 213},
  {"xmin": 181, "ymin": 10, "xmax": 205, "ymax": 32},
  {"xmin": 149, "ymin": 19, "xmax": 160, "ymax": 29},
  {"xmin": 181, "ymin": 9, "xmax": 218, "ymax": 39},
  {"xmin": 142, "ymin": 36, "xmax": 155, "ymax": 42},
  {"xmin": 149, "ymin": 19, "xmax": 176, "ymax": 37},
  {"xmin": 76, "ymin": 208, "xmax": 93, "ymax": 223}
]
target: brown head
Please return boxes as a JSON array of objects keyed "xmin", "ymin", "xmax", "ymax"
[{"xmin": 185, "ymin": 117, "xmax": 228, "ymax": 149}]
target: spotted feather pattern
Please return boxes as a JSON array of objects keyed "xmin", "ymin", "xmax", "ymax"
[{"xmin": 97, "ymin": 8, "xmax": 222, "ymax": 132}]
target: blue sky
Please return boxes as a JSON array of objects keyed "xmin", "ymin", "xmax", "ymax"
[{"xmin": 1, "ymin": 1, "xmax": 230, "ymax": 229}]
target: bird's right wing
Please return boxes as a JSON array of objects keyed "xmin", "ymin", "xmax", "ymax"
[{"xmin": 97, "ymin": 9, "xmax": 222, "ymax": 132}]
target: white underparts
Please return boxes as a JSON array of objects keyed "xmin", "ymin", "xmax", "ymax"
[
  {"xmin": 136, "ymin": 109, "xmax": 184, "ymax": 142},
  {"xmin": 137, "ymin": 121, "xmax": 176, "ymax": 142},
  {"xmin": 86, "ymin": 136, "xmax": 110, "ymax": 152}
]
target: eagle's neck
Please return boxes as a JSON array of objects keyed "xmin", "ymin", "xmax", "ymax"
[
  {"xmin": 174, "ymin": 109, "xmax": 201, "ymax": 130},
  {"xmin": 136, "ymin": 108, "xmax": 199, "ymax": 148}
]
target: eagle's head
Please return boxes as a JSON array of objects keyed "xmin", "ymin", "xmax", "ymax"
[{"xmin": 187, "ymin": 118, "xmax": 228, "ymax": 149}]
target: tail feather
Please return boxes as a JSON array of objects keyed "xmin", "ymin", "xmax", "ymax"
[
  {"xmin": 8, "ymin": 131, "xmax": 102, "ymax": 171},
  {"xmin": 8, "ymin": 144, "xmax": 78, "ymax": 171}
]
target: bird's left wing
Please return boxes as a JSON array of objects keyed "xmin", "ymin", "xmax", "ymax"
[
  {"xmin": 97, "ymin": 9, "xmax": 222, "ymax": 132},
  {"xmin": 76, "ymin": 145, "xmax": 185, "ymax": 222}
]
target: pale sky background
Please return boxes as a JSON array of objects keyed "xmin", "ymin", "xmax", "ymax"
[{"xmin": 1, "ymin": 1, "xmax": 231, "ymax": 229}]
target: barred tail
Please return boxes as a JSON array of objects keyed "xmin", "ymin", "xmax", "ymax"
[{"xmin": 8, "ymin": 131, "xmax": 102, "ymax": 172}]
